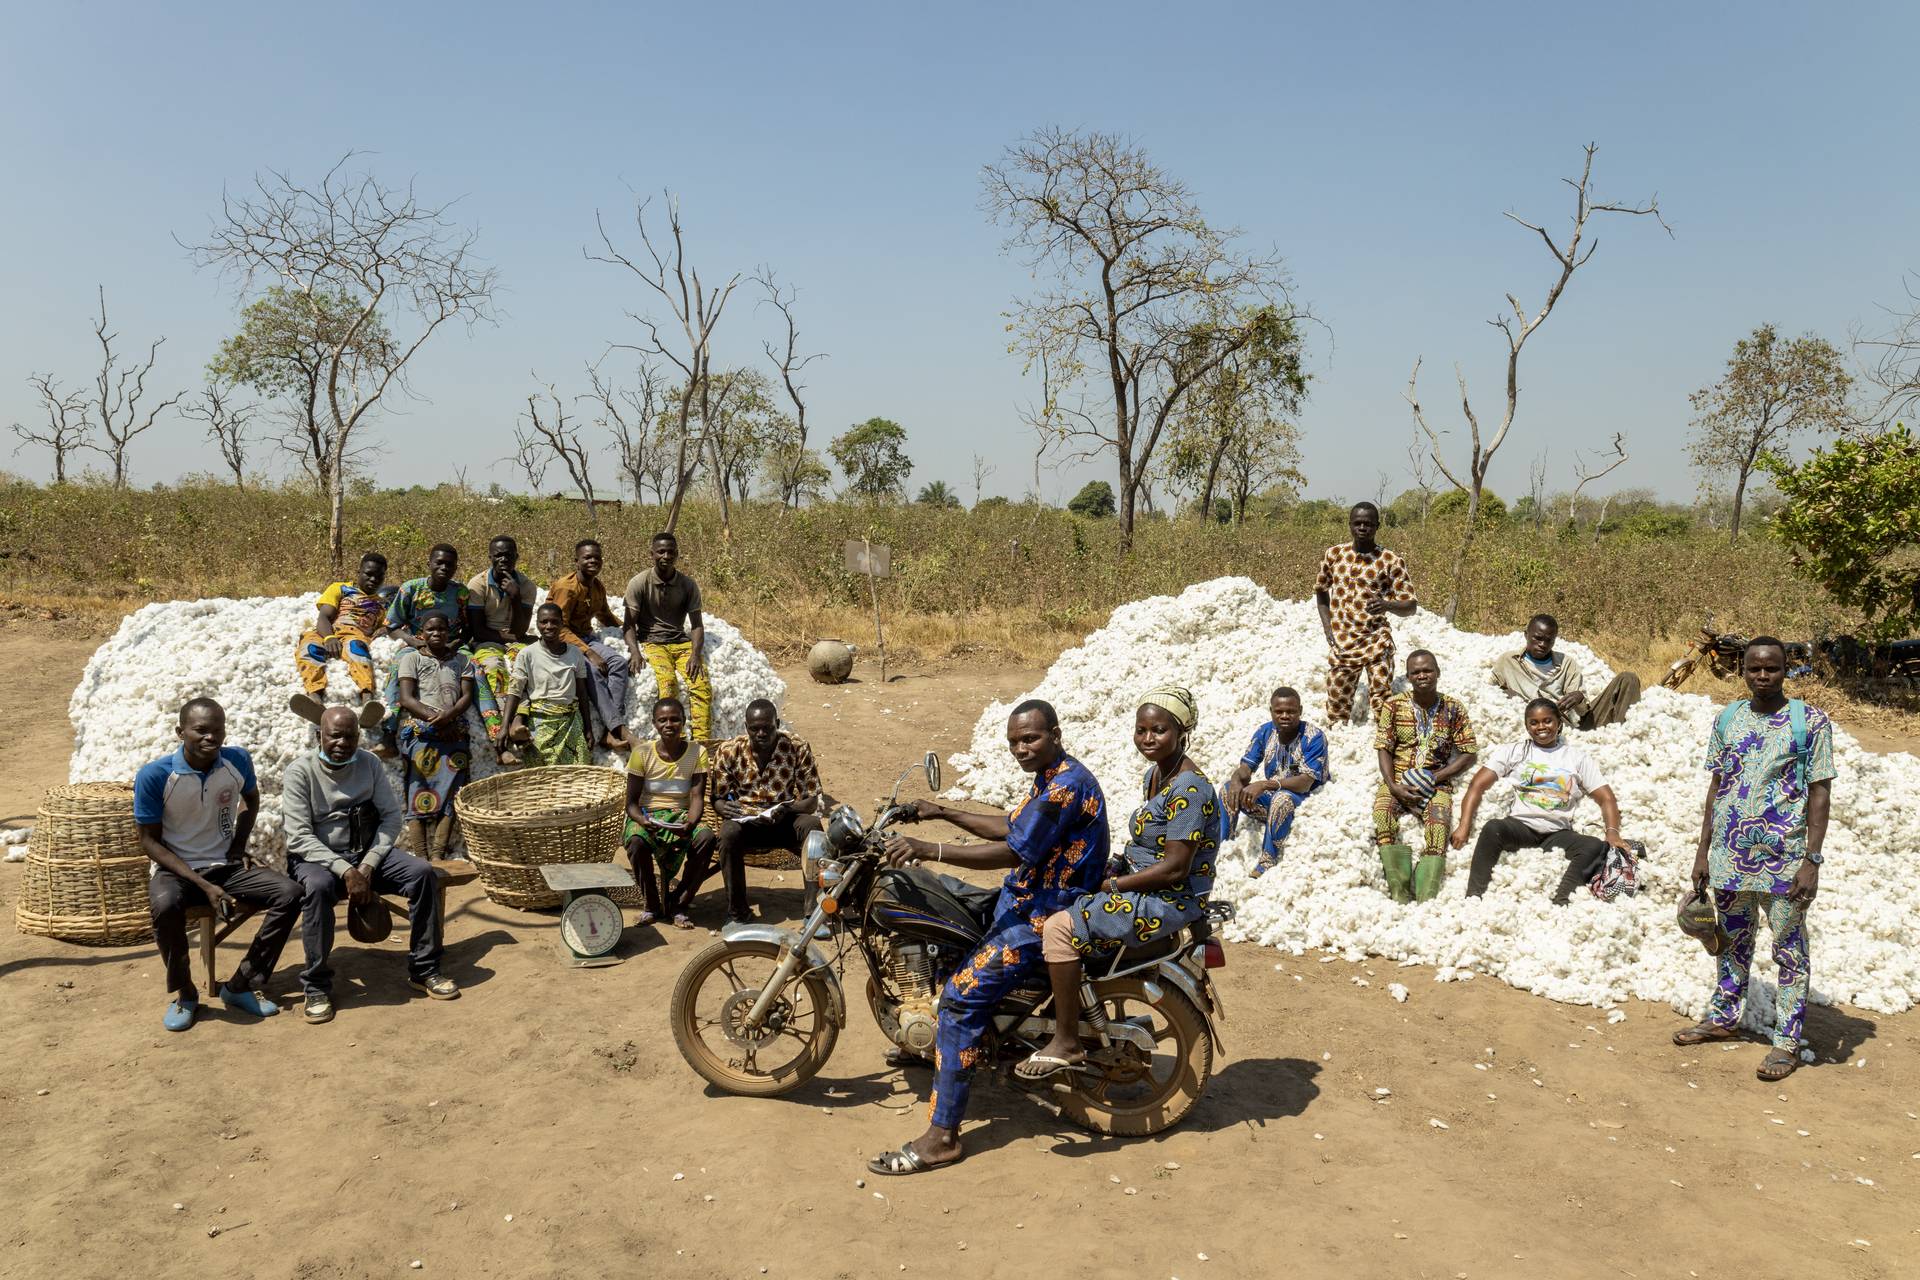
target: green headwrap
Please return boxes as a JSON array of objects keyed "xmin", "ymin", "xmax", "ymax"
[{"xmin": 1137, "ymin": 684, "xmax": 1199, "ymax": 731}]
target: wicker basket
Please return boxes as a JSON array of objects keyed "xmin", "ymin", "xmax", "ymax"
[
  {"xmin": 741, "ymin": 847, "xmax": 802, "ymax": 871},
  {"xmin": 15, "ymin": 781, "xmax": 154, "ymax": 945},
  {"xmin": 454, "ymin": 766, "xmax": 635, "ymax": 909}
]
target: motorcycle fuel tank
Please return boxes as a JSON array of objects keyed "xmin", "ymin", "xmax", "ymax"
[{"xmin": 866, "ymin": 867, "xmax": 994, "ymax": 949}]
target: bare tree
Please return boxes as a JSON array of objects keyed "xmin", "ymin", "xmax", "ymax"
[
  {"xmin": 1403, "ymin": 425, "xmax": 1439, "ymax": 526},
  {"xmin": 77, "ymin": 288, "xmax": 185, "ymax": 488},
  {"xmin": 190, "ymin": 154, "xmax": 497, "ymax": 570},
  {"xmin": 517, "ymin": 376, "xmax": 600, "ymax": 525},
  {"xmin": 1856, "ymin": 270, "xmax": 1920, "ymax": 426},
  {"xmin": 984, "ymin": 127, "xmax": 1305, "ymax": 550},
  {"xmin": 1525, "ymin": 448, "xmax": 1550, "ymax": 528},
  {"xmin": 1406, "ymin": 143, "xmax": 1668, "ymax": 619},
  {"xmin": 500, "ymin": 431, "xmax": 549, "ymax": 494},
  {"xmin": 1564, "ymin": 432, "xmax": 1628, "ymax": 527},
  {"xmin": 179, "ymin": 380, "xmax": 258, "ymax": 487},
  {"xmin": 971, "ymin": 453, "xmax": 995, "ymax": 507},
  {"xmin": 589, "ymin": 193, "xmax": 741, "ymax": 533},
  {"xmin": 585, "ymin": 358, "xmax": 666, "ymax": 503},
  {"xmin": 1688, "ymin": 324, "xmax": 1852, "ymax": 542},
  {"xmin": 755, "ymin": 268, "xmax": 827, "ymax": 507},
  {"xmin": 11, "ymin": 373, "xmax": 92, "ymax": 483}
]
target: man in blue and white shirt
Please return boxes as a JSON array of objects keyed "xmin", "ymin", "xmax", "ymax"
[{"xmin": 135, "ymin": 697, "xmax": 301, "ymax": 1031}]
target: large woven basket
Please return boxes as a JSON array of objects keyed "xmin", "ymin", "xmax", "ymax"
[
  {"xmin": 455, "ymin": 766, "xmax": 634, "ymax": 909},
  {"xmin": 15, "ymin": 781, "xmax": 154, "ymax": 945}
]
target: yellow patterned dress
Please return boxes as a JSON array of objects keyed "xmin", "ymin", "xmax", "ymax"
[{"xmin": 1066, "ymin": 766, "xmax": 1218, "ymax": 956}]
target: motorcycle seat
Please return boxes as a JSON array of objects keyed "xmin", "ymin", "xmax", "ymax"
[{"xmin": 931, "ymin": 873, "xmax": 1000, "ymax": 927}]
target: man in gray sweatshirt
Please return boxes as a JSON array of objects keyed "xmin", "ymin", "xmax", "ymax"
[{"xmin": 284, "ymin": 705, "xmax": 459, "ymax": 1022}]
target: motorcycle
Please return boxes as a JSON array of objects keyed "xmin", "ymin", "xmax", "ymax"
[
  {"xmin": 1661, "ymin": 615, "xmax": 1812, "ymax": 690},
  {"xmin": 668, "ymin": 751, "xmax": 1232, "ymax": 1137}
]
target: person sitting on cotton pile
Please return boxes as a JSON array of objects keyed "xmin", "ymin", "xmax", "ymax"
[
  {"xmin": 1372, "ymin": 649, "xmax": 1478, "ymax": 904},
  {"xmin": 1220, "ymin": 685, "xmax": 1329, "ymax": 878},
  {"xmin": 377, "ymin": 544, "xmax": 473, "ymax": 758},
  {"xmin": 1488, "ymin": 613, "xmax": 1642, "ymax": 730},
  {"xmin": 1450, "ymin": 697, "xmax": 1632, "ymax": 904},
  {"xmin": 291, "ymin": 551, "xmax": 394, "ymax": 729},
  {"xmin": 1672, "ymin": 638, "xmax": 1834, "ymax": 1083}
]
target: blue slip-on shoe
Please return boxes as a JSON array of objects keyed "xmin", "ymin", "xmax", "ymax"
[
  {"xmin": 218, "ymin": 985, "xmax": 281, "ymax": 1018},
  {"xmin": 163, "ymin": 997, "xmax": 198, "ymax": 1032}
]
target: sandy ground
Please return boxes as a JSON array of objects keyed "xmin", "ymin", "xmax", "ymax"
[{"xmin": 2, "ymin": 619, "xmax": 1918, "ymax": 1280}]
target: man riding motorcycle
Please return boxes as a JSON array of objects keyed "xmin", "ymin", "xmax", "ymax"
[{"xmin": 865, "ymin": 698, "xmax": 1109, "ymax": 1176}]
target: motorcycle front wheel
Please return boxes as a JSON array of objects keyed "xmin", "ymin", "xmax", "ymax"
[
  {"xmin": 1056, "ymin": 977, "xmax": 1212, "ymax": 1137},
  {"xmin": 670, "ymin": 939, "xmax": 840, "ymax": 1097}
]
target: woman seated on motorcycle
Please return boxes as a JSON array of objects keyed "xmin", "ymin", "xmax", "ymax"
[
  {"xmin": 1449, "ymin": 697, "xmax": 1632, "ymax": 903},
  {"xmin": 1016, "ymin": 684, "xmax": 1220, "ymax": 1081}
]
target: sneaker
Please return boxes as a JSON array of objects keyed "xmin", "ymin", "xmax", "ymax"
[
  {"xmin": 304, "ymin": 992, "xmax": 335, "ymax": 1024},
  {"xmin": 163, "ymin": 996, "xmax": 199, "ymax": 1032},
  {"xmin": 218, "ymin": 984, "xmax": 281, "ymax": 1018},
  {"xmin": 409, "ymin": 973, "xmax": 460, "ymax": 1000}
]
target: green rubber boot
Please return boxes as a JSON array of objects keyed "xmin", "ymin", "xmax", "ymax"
[
  {"xmin": 1379, "ymin": 844, "xmax": 1414, "ymax": 904},
  {"xmin": 1412, "ymin": 853, "xmax": 1447, "ymax": 903}
]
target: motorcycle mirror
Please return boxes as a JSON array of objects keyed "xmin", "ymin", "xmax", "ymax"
[{"xmin": 923, "ymin": 750, "xmax": 941, "ymax": 793}]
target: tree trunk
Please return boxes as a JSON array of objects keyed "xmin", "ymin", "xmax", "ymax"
[
  {"xmin": 1442, "ymin": 476, "xmax": 1485, "ymax": 623},
  {"xmin": 327, "ymin": 448, "xmax": 348, "ymax": 574},
  {"xmin": 53, "ymin": 449, "xmax": 66, "ymax": 485},
  {"xmin": 112, "ymin": 451, "xmax": 127, "ymax": 490},
  {"xmin": 1117, "ymin": 461, "xmax": 1137, "ymax": 552},
  {"xmin": 1197, "ymin": 440, "xmax": 1226, "ymax": 522},
  {"xmin": 1729, "ymin": 466, "xmax": 1749, "ymax": 543}
]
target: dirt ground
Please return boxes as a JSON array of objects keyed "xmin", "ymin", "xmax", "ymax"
[{"xmin": 2, "ymin": 620, "xmax": 1917, "ymax": 1280}]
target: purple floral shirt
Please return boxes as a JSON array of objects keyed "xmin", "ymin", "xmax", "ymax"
[{"xmin": 1704, "ymin": 700, "xmax": 1836, "ymax": 894}]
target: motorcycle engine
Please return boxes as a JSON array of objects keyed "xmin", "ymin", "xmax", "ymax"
[{"xmin": 875, "ymin": 941, "xmax": 941, "ymax": 1055}]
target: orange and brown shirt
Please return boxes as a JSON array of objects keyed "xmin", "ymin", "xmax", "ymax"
[
  {"xmin": 1314, "ymin": 541, "xmax": 1415, "ymax": 662},
  {"xmin": 706, "ymin": 730, "xmax": 824, "ymax": 816}
]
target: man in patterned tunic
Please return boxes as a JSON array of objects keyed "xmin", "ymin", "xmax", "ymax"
[
  {"xmin": 864, "ymin": 699, "xmax": 1108, "ymax": 1175},
  {"xmin": 1315, "ymin": 501, "xmax": 1418, "ymax": 724},
  {"xmin": 1373, "ymin": 650, "xmax": 1477, "ymax": 902},
  {"xmin": 1672, "ymin": 639, "xmax": 1834, "ymax": 1081}
]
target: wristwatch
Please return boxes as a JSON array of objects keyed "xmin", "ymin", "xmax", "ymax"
[{"xmin": 1805, "ymin": 850, "xmax": 1823, "ymax": 866}]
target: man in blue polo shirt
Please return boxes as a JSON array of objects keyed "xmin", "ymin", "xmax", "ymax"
[{"xmin": 135, "ymin": 697, "xmax": 302, "ymax": 1031}]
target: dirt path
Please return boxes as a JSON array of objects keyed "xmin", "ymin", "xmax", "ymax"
[{"xmin": 1, "ymin": 631, "xmax": 1916, "ymax": 1279}]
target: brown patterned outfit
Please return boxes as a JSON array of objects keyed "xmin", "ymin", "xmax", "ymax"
[
  {"xmin": 1315, "ymin": 541, "xmax": 1416, "ymax": 723},
  {"xmin": 705, "ymin": 730, "xmax": 826, "ymax": 921}
]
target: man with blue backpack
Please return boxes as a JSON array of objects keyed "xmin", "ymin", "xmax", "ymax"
[{"xmin": 1672, "ymin": 638, "xmax": 1834, "ymax": 1081}]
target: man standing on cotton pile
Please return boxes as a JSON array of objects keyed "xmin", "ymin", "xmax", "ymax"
[
  {"xmin": 1672, "ymin": 638, "xmax": 1834, "ymax": 1082},
  {"xmin": 1372, "ymin": 650, "xmax": 1477, "ymax": 903},
  {"xmin": 136, "ymin": 698, "xmax": 302, "ymax": 1031},
  {"xmin": 623, "ymin": 530, "xmax": 714, "ymax": 744},
  {"xmin": 1315, "ymin": 501, "xmax": 1418, "ymax": 725}
]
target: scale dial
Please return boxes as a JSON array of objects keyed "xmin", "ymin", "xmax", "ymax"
[{"xmin": 560, "ymin": 891, "xmax": 624, "ymax": 957}]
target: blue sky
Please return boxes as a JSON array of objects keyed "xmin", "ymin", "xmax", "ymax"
[{"xmin": 2, "ymin": 1, "xmax": 1913, "ymax": 505}]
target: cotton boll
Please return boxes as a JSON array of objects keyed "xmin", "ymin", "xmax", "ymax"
[
  {"xmin": 953, "ymin": 576, "xmax": 1920, "ymax": 1022},
  {"xmin": 67, "ymin": 595, "xmax": 783, "ymax": 868}
]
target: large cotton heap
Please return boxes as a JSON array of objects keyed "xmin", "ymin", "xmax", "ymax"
[
  {"xmin": 67, "ymin": 595, "xmax": 783, "ymax": 865},
  {"xmin": 951, "ymin": 577, "xmax": 1920, "ymax": 1033}
]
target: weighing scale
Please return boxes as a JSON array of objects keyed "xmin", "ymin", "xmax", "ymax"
[{"xmin": 539, "ymin": 863, "xmax": 636, "ymax": 968}]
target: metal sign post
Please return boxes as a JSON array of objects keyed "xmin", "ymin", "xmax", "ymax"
[{"xmin": 843, "ymin": 538, "xmax": 892, "ymax": 685}]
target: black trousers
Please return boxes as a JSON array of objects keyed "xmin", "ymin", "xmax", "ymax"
[
  {"xmin": 149, "ymin": 862, "xmax": 302, "ymax": 996},
  {"xmin": 1466, "ymin": 817, "xmax": 1609, "ymax": 903},
  {"xmin": 714, "ymin": 812, "xmax": 822, "ymax": 921}
]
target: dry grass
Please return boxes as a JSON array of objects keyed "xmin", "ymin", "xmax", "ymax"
[{"xmin": 0, "ymin": 479, "xmax": 1911, "ymax": 745}]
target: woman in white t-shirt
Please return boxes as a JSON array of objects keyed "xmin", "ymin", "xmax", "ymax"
[{"xmin": 1450, "ymin": 698, "xmax": 1631, "ymax": 903}]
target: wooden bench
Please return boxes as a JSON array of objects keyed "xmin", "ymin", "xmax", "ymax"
[{"xmin": 184, "ymin": 860, "xmax": 473, "ymax": 992}]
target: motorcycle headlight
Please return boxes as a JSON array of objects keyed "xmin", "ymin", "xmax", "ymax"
[
  {"xmin": 827, "ymin": 804, "xmax": 865, "ymax": 852},
  {"xmin": 802, "ymin": 829, "xmax": 830, "ymax": 883}
]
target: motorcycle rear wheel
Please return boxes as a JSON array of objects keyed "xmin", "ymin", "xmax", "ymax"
[
  {"xmin": 670, "ymin": 939, "xmax": 840, "ymax": 1097},
  {"xmin": 1055, "ymin": 977, "xmax": 1211, "ymax": 1137},
  {"xmin": 1659, "ymin": 655, "xmax": 1697, "ymax": 691}
]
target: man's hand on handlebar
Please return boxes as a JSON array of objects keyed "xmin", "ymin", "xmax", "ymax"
[
  {"xmin": 894, "ymin": 799, "xmax": 938, "ymax": 823},
  {"xmin": 881, "ymin": 834, "xmax": 926, "ymax": 867}
]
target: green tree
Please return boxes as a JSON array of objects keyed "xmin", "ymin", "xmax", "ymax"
[
  {"xmin": 1762, "ymin": 424, "xmax": 1920, "ymax": 640},
  {"xmin": 1431, "ymin": 488, "xmax": 1507, "ymax": 525},
  {"xmin": 1689, "ymin": 324, "xmax": 1852, "ymax": 542},
  {"xmin": 1067, "ymin": 480, "xmax": 1116, "ymax": 518},
  {"xmin": 984, "ymin": 127, "xmax": 1305, "ymax": 551},
  {"xmin": 830, "ymin": 417, "xmax": 912, "ymax": 500},
  {"xmin": 916, "ymin": 480, "xmax": 962, "ymax": 509}
]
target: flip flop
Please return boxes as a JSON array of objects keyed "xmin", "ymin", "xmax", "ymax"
[
  {"xmin": 1671, "ymin": 1021, "xmax": 1738, "ymax": 1047},
  {"xmin": 1013, "ymin": 1051, "xmax": 1086, "ymax": 1082},
  {"xmin": 867, "ymin": 1145, "xmax": 953, "ymax": 1176},
  {"xmin": 288, "ymin": 692, "xmax": 324, "ymax": 725},
  {"xmin": 357, "ymin": 700, "xmax": 386, "ymax": 729},
  {"xmin": 635, "ymin": 911, "xmax": 657, "ymax": 927},
  {"xmin": 883, "ymin": 1048, "xmax": 932, "ymax": 1070},
  {"xmin": 671, "ymin": 914, "xmax": 695, "ymax": 930},
  {"xmin": 1757, "ymin": 1049, "xmax": 1800, "ymax": 1081}
]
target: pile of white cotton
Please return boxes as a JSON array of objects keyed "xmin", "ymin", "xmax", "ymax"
[
  {"xmin": 67, "ymin": 594, "xmax": 783, "ymax": 866},
  {"xmin": 952, "ymin": 577, "xmax": 1920, "ymax": 1031}
]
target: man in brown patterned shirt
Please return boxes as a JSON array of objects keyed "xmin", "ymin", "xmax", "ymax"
[
  {"xmin": 1314, "ymin": 501, "xmax": 1417, "ymax": 725},
  {"xmin": 705, "ymin": 698, "xmax": 826, "ymax": 925}
]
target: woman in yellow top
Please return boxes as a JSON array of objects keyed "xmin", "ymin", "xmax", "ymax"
[{"xmin": 624, "ymin": 697, "xmax": 719, "ymax": 928}]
